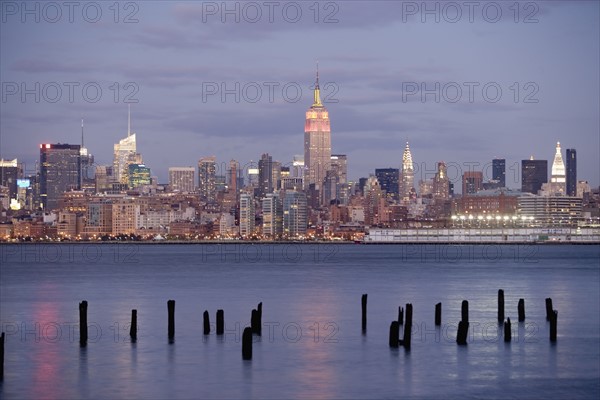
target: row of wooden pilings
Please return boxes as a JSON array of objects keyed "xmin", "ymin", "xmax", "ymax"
[
  {"xmin": 358, "ymin": 291, "xmax": 557, "ymax": 349},
  {"xmin": 0, "ymin": 292, "xmax": 559, "ymax": 379}
]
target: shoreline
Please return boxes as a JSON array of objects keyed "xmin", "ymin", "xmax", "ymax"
[{"xmin": 1, "ymin": 240, "xmax": 598, "ymax": 245}]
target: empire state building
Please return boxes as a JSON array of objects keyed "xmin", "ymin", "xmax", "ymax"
[{"xmin": 304, "ymin": 67, "xmax": 331, "ymax": 193}]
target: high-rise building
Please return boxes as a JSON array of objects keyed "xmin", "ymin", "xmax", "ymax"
[
  {"xmin": 283, "ymin": 191, "xmax": 307, "ymax": 237},
  {"xmin": 239, "ymin": 193, "xmax": 255, "ymax": 237},
  {"xmin": 40, "ymin": 143, "xmax": 81, "ymax": 211},
  {"xmin": 547, "ymin": 141, "xmax": 566, "ymax": 195},
  {"xmin": 128, "ymin": 164, "xmax": 151, "ymax": 189},
  {"xmin": 400, "ymin": 142, "xmax": 414, "ymax": 202},
  {"xmin": 462, "ymin": 171, "xmax": 483, "ymax": 195},
  {"xmin": 566, "ymin": 149, "xmax": 577, "ymax": 196},
  {"xmin": 330, "ymin": 154, "xmax": 348, "ymax": 204},
  {"xmin": 0, "ymin": 158, "xmax": 21, "ymax": 202},
  {"xmin": 304, "ymin": 67, "xmax": 331, "ymax": 196},
  {"xmin": 272, "ymin": 161, "xmax": 282, "ymax": 193},
  {"xmin": 375, "ymin": 168, "xmax": 399, "ymax": 201},
  {"xmin": 228, "ymin": 160, "xmax": 241, "ymax": 194},
  {"xmin": 521, "ymin": 157, "xmax": 548, "ymax": 194},
  {"xmin": 292, "ymin": 155, "xmax": 305, "ymax": 179},
  {"xmin": 492, "ymin": 158, "xmax": 506, "ymax": 188},
  {"xmin": 79, "ymin": 119, "xmax": 94, "ymax": 189},
  {"xmin": 198, "ymin": 156, "xmax": 217, "ymax": 202},
  {"xmin": 262, "ymin": 192, "xmax": 283, "ymax": 237},
  {"xmin": 113, "ymin": 106, "xmax": 142, "ymax": 185},
  {"xmin": 432, "ymin": 162, "xmax": 449, "ymax": 199},
  {"xmin": 258, "ymin": 153, "xmax": 274, "ymax": 198},
  {"xmin": 169, "ymin": 167, "xmax": 195, "ymax": 193}
]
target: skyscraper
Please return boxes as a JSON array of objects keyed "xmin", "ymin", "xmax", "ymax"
[
  {"xmin": 169, "ymin": 167, "xmax": 195, "ymax": 193},
  {"xmin": 544, "ymin": 142, "xmax": 566, "ymax": 196},
  {"xmin": 262, "ymin": 192, "xmax": 283, "ymax": 237},
  {"xmin": 40, "ymin": 143, "xmax": 81, "ymax": 210},
  {"xmin": 0, "ymin": 158, "xmax": 21, "ymax": 202},
  {"xmin": 113, "ymin": 106, "xmax": 142, "ymax": 185},
  {"xmin": 432, "ymin": 162, "xmax": 449, "ymax": 199},
  {"xmin": 521, "ymin": 157, "xmax": 548, "ymax": 194},
  {"xmin": 128, "ymin": 164, "xmax": 151, "ymax": 189},
  {"xmin": 375, "ymin": 168, "xmax": 400, "ymax": 200},
  {"xmin": 283, "ymin": 191, "xmax": 307, "ymax": 237},
  {"xmin": 304, "ymin": 66, "xmax": 331, "ymax": 197},
  {"xmin": 462, "ymin": 171, "xmax": 483, "ymax": 195},
  {"xmin": 258, "ymin": 153, "xmax": 274, "ymax": 198},
  {"xmin": 399, "ymin": 142, "xmax": 414, "ymax": 202},
  {"xmin": 239, "ymin": 193, "xmax": 255, "ymax": 237},
  {"xmin": 492, "ymin": 158, "xmax": 506, "ymax": 187},
  {"xmin": 198, "ymin": 156, "xmax": 217, "ymax": 202},
  {"xmin": 566, "ymin": 148, "xmax": 577, "ymax": 196}
]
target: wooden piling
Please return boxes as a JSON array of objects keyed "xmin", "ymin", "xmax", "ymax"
[
  {"xmin": 79, "ymin": 300, "xmax": 88, "ymax": 346},
  {"xmin": 1, "ymin": 331, "xmax": 4, "ymax": 379},
  {"xmin": 251, "ymin": 309, "xmax": 259, "ymax": 335},
  {"xmin": 216, "ymin": 309, "xmax": 224, "ymax": 335},
  {"xmin": 504, "ymin": 318, "xmax": 511, "ymax": 342},
  {"xmin": 461, "ymin": 300, "xmax": 469, "ymax": 324},
  {"xmin": 167, "ymin": 300, "xmax": 175, "ymax": 340},
  {"xmin": 545, "ymin": 298, "xmax": 553, "ymax": 321},
  {"xmin": 257, "ymin": 302, "xmax": 262, "ymax": 336},
  {"xmin": 498, "ymin": 289, "xmax": 505, "ymax": 322},
  {"xmin": 402, "ymin": 303, "xmax": 413, "ymax": 349},
  {"xmin": 518, "ymin": 299, "xmax": 525, "ymax": 322},
  {"xmin": 203, "ymin": 310, "xmax": 210, "ymax": 335},
  {"xmin": 549, "ymin": 310, "xmax": 557, "ymax": 342},
  {"xmin": 361, "ymin": 294, "xmax": 367, "ymax": 332},
  {"xmin": 398, "ymin": 306, "xmax": 404, "ymax": 326},
  {"xmin": 130, "ymin": 309, "xmax": 137, "ymax": 341},
  {"xmin": 389, "ymin": 321, "xmax": 399, "ymax": 348},
  {"xmin": 435, "ymin": 302, "xmax": 442, "ymax": 326},
  {"xmin": 242, "ymin": 327, "xmax": 252, "ymax": 360},
  {"xmin": 457, "ymin": 300, "xmax": 469, "ymax": 345},
  {"xmin": 456, "ymin": 321, "xmax": 469, "ymax": 345}
]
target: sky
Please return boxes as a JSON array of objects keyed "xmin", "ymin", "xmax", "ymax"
[{"xmin": 1, "ymin": 0, "xmax": 599, "ymax": 191}]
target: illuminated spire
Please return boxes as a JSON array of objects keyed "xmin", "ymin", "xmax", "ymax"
[
  {"xmin": 312, "ymin": 62, "xmax": 322, "ymax": 107},
  {"xmin": 551, "ymin": 141, "xmax": 565, "ymax": 179},
  {"xmin": 402, "ymin": 141, "xmax": 413, "ymax": 172}
]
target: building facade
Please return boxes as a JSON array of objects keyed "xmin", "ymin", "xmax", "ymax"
[
  {"xmin": 169, "ymin": 167, "xmax": 195, "ymax": 193},
  {"xmin": 40, "ymin": 143, "xmax": 81, "ymax": 211}
]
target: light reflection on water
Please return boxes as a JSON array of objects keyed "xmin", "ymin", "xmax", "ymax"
[{"xmin": 0, "ymin": 244, "xmax": 599, "ymax": 399}]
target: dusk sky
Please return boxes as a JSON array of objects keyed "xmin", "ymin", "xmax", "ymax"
[{"xmin": 1, "ymin": 1, "xmax": 598, "ymax": 190}]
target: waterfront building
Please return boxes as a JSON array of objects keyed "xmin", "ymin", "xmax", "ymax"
[{"xmin": 40, "ymin": 143, "xmax": 81, "ymax": 211}]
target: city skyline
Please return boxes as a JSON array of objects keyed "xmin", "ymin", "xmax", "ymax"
[{"xmin": 1, "ymin": 1, "xmax": 598, "ymax": 188}]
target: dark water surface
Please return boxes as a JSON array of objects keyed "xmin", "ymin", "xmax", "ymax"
[{"xmin": 1, "ymin": 243, "xmax": 599, "ymax": 399}]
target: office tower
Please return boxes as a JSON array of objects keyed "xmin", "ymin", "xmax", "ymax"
[
  {"xmin": 375, "ymin": 168, "xmax": 400, "ymax": 201},
  {"xmin": 432, "ymin": 161, "xmax": 449, "ymax": 199},
  {"xmin": 79, "ymin": 119, "xmax": 94, "ymax": 188},
  {"xmin": 198, "ymin": 156, "xmax": 217, "ymax": 202},
  {"xmin": 272, "ymin": 161, "xmax": 282, "ymax": 193},
  {"xmin": 128, "ymin": 164, "xmax": 151, "ymax": 189},
  {"xmin": 0, "ymin": 158, "xmax": 21, "ymax": 201},
  {"xmin": 492, "ymin": 158, "xmax": 506, "ymax": 187},
  {"xmin": 113, "ymin": 106, "xmax": 142, "ymax": 185},
  {"xmin": 258, "ymin": 153, "xmax": 274, "ymax": 198},
  {"xmin": 548, "ymin": 141, "xmax": 566, "ymax": 195},
  {"xmin": 283, "ymin": 191, "xmax": 307, "ymax": 237},
  {"xmin": 169, "ymin": 167, "xmax": 195, "ymax": 192},
  {"xmin": 239, "ymin": 193, "xmax": 255, "ymax": 237},
  {"xmin": 399, "ymin": 142, "xmax": 414, "ymax": 202},
  {"xmin": 262, "ymin": 192, "xmax": 283, "ymax": 237},
  {"xmin": 330, "ymin": 154, "xmax": 348, "ymax": 204},
  {"xmin": 304, "ymin": 66, "xmax": 331, "ymax": 194},
  {"xmin": 462, "ymin": 171, "xmax": 483, "ymax": 195},
  {"xmin": 40, "ymin": 143, "xmax": 81, "ymax": 211},
  {"xmin": 228, "ymin": 160, "xmax": 240, "ymax": 194},
  {"xmin": 521, "ymin": 157, "xmax": 548, "ymax": 194},
  {"xmin": 292, "ymin": 155, "xmax": 305, "ymax": 179},
  {"xmin": 566, "ymin": 149, "xmax": 577, "ymax": 196}
]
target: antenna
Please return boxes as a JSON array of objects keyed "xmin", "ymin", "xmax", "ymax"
[
  {"xmin": 128, "ymin": 104, "xmax": 131, "ymax": 137},
  {"xmin": 81, "ymin": 118, "xmax": 84, "ymax": 148}
]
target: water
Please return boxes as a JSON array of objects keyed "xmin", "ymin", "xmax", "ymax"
[{"xmin": 1, "ymin": 243, "xmax": 599, "ymax": 399}]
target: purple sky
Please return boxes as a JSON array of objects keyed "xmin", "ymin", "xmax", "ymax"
[{"xmin": 1, "ymin": 1, "xmax": 598, "ymax": 190}]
